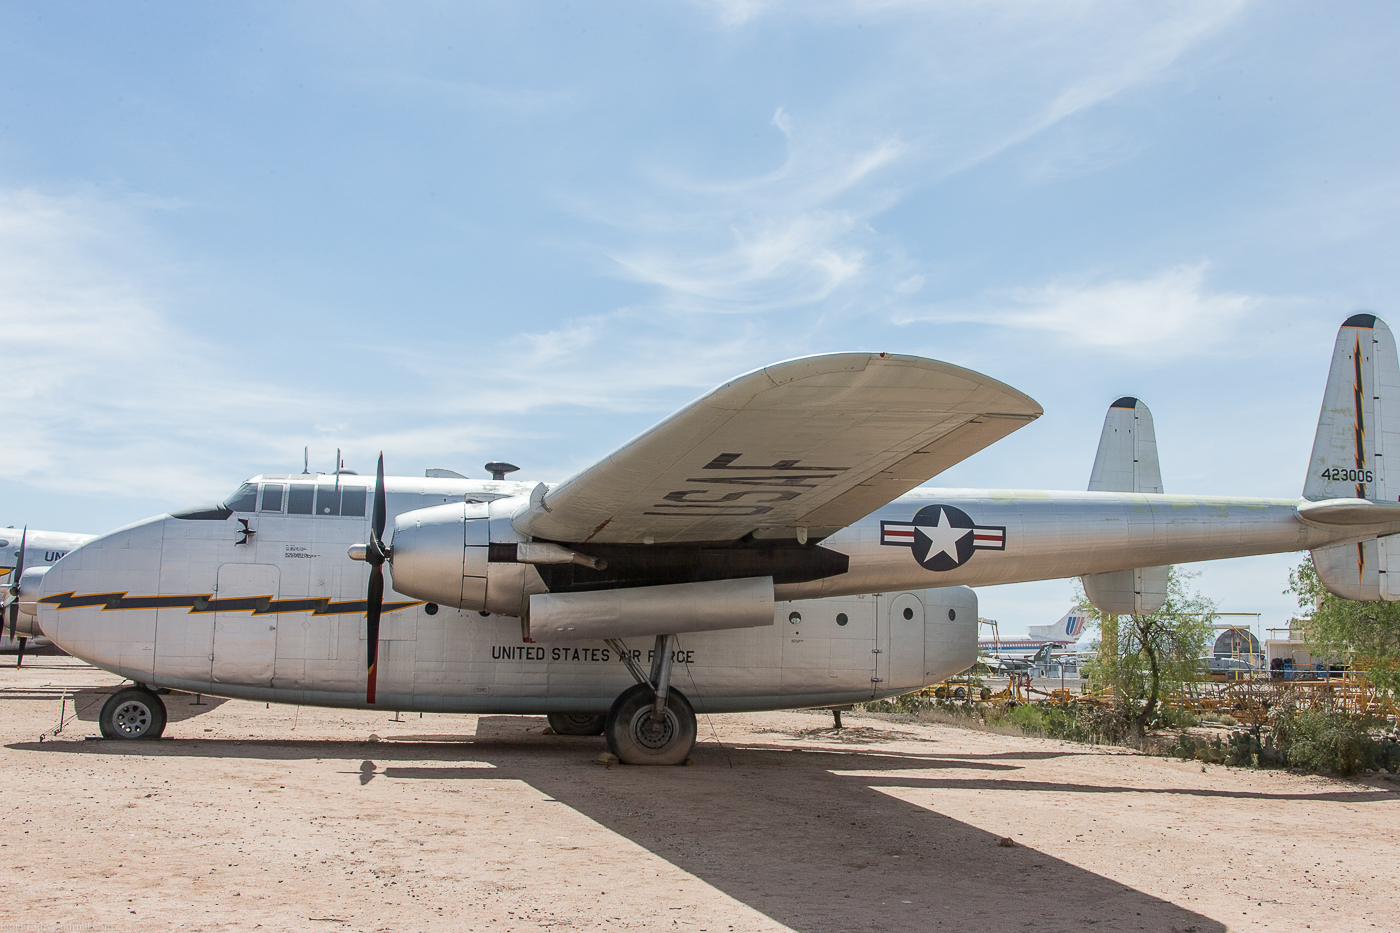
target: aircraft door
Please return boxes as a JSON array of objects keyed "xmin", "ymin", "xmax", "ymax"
[
  {"xmin": 1379, "ymin": 535, "xmax": 1400, "ymax": 600},
  {"xmin": 212, "ymin": 563, "xmax": 280, "ymax": 687},
  {"xmin": 879, "ymin": 593, "xmax": 926, "ymax": 690}
]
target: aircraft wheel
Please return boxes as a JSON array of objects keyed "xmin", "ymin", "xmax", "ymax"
[
  {"xmin": 99, "ymin": 686, "xmax": 167, "ymax": 740},
  {"xmin": 605, "ymin": 683, "xmax": 696, "ymax": 766},
  {"xmin": 548, "ymin": 712, "xmax": 607, "ymax": 736}
]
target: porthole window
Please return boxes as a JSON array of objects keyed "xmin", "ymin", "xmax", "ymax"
[
  {"xmin": 836, "ymin": 612, "xmax": 848, "ymax": 626},
  {"xmin": 425, "ymin": 603, "xmax": 439, "ymax": 616},
  {"xmin": 948, "ymin": 608, "xmax": 957, "ymax": 621},
  {"xmin": 788, "ymin": 611, "xmax": 802, "ymax": 625},
  {"xmin": 902, "ymin": 607, "xmax": 914, "ymax": 620}
]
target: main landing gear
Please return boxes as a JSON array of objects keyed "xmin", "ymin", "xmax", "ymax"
[
  {"xmin": 602, "ymin": 634, "xmax": 697, "ymax": 766},
  {"xmin": 99, "ymin": 685, "xmax": 168, "ymax": 740}
]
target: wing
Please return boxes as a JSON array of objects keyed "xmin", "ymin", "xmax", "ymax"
[{"xmin": 513, "ymin": 352, "xmax": 1042, "ymax": 545}]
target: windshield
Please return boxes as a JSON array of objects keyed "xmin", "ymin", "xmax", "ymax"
[{"xmin": 223, "ymin": 483, "xmax": 259, "ymax": 513}]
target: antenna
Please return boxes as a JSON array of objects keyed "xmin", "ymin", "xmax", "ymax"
[
  {"xmin": 335, "ymin": 448, "xmax": 341, "ymax": 490},
  {"xmin": 485, "ymin": 461, "xmax": 520, "ymax": 481},
  {"xmin": 303, "ymin": 447, "xmax": 310, "ymax": 475}
]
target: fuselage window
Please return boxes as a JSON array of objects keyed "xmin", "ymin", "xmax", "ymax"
[
  {"xmin": 224, "ymin": 483, "xmax": 258, "ymax": 513},
  {"xmin": 316, "ymin": 484, "xmax": 341, "ymax": 516},
  {"xmin": 261, "ymin": 484, "xmax": 285, "ymax": 513},
  {"xmin": 341, "ymin": 485, "xmax": 367, "ymax": 518},
  {"xmin": 287, "ymin": 483, "xmax": 315, "ymax": 515}
]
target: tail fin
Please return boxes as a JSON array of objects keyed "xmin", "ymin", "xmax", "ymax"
[
  {"xmin": 1081, "ymin": 397, "xmax": 1169, "ymax": 614},
  {"xmin": 1308, "ymin": 314, "xmax": 1400, "ymax": 599},
  {"xmin": 1027, "ymin": 609, "xmax": 1089, "ymax": 643},
  {"xmin": 1304, "ymin": 313, "xmax": 1400, "ymax": 503},
  {"xmin": 1088, "ymin": 396, "xmax": 1163, "ymax": 495}
]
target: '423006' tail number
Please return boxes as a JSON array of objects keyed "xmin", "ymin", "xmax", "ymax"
[{"xmin": 1321, "ymin": 467, "xmax": 1374, "ymax": 483}]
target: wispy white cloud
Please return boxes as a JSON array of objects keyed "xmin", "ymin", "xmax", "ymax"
[
  {"xmin": 594, "ymin": 1, "xmax": 1249, "ymax": 326},
  {"xmin": 898, "ymin": 263, "xmax": 1263, "ymax": 354},
  {"xmin": 0, "ymin": 187, "xmax": 791, "ymax": 505}
]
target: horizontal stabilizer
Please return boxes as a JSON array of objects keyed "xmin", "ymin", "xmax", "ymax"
[{"xmin": 1297, "ymin": 498, "xmax": 1400, "ymax": 526}]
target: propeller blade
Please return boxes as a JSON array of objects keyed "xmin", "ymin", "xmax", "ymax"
[
  {"xmin": 372, "ymin": 453, "xmax": 387, "ymax": 545},
  {"xmin": 14, "ymin": 636, "xmax": 25, "ymax": 668},
  {"xmin": 363, "ymin": 458, "xmax": 389, "ymax": 704},
  {"xmin": 13, "ymin": 526, "xmax": 25, "ymax": 588},
  {"xmin": 9, "ymin": 526, "xmax": 26, "ymax": 641},
  {"xmin": 365, "ymin": 563, "xmax": 383, "ymax": 705}
]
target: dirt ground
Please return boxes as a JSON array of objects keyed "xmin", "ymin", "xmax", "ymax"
[{"xmin": 0, "ymin": 654, "xmax": 1396, "ymax": 933}]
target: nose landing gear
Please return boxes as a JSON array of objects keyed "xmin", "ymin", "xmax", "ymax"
[
  {"xmin": 98, "ymin": 685, "xmax": 168, "ymax": 740},
  {"xmin": 602, "ymin": 634, "xmax": 697, "ymax": 765}
]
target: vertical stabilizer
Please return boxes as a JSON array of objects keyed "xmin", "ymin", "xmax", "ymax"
[
  {"xmin": 1304, "ymin": 313, "xmax": 1400, "ymax": 503},
  {"xmin": 1082, "ymin": 397, "xmax": 1169, "ymax": 614},
  {"xmin": 1308, "ymin": 314, "xmax": 1400, "ymax": 599},
  {"xmin": 1088, "ymin": 397, "xmax": 1164, "ymax": 495},
  {"xmin": 1027, "ymin": 609, "xmax": 1089, "ymax": 643}
]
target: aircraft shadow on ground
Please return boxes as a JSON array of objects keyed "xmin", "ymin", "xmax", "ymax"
[
  {"xmin": 7, "ymin": 716, "xmax": 1268, "ymax": 932},
  {"xmin": 61, "ymin": 687, "xmax": 229, "ymax": 726}
]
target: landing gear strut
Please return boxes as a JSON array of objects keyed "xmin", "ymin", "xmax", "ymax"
[{"xmin": 603, "ymin": 634, "xmax": 697, "ymax": 765}]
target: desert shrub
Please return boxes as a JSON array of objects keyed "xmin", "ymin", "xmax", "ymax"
[
  {"xmin": 1271, "ymin": 707, "xmax": 1373, "ymax": 775},
  {"xmin": 855, "ymin": 693, "xmax": 940, "ymax": 715},
  {"xmin": 1166, "ymin": 731, "xmax": 1283, "ymax": 768}
]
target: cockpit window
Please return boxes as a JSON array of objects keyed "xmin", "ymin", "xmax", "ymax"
[
  {"xmin": 261, "ymin": 484, "xmax": 285, "ymax": 513},
  {"xmin": 341, "ymin": 485, "xmax": 367, "ymax": 517},
  {"xmin": 315, "ymin": 484, "xmax": 341, "ymax": 516},
  {"xmin": 287, "ymin": 483, "xmax": 315, "ymax": 515},
  {"xmin": 223, "ymin": 483, "xmax": 259, "ymax": 513}
]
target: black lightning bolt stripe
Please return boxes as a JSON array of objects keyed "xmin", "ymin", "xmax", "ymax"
[
  {"xmin": 37, "ymin": 591, "xmax": 421, "ymax": 616},
  {"xmin": 1355, "ymin": 334, "xmax": 1367, "ymax": 499}
]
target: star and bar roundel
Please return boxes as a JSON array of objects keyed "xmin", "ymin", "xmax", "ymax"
[{"xmin": 880, "ymin": 504, "xmax": 1005, "ymax": 572}]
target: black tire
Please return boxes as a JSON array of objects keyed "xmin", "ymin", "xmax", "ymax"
[
  {"xmin": 548, "ymin": 712, "xmax": 607, "ymax": 736},
  {"xmin": 99, "ymin": 686, "xmax": 167, "ymax": 740},
  {"xmin": 605, "ymin": 683, "xmax": 697, "ymax": 766}
]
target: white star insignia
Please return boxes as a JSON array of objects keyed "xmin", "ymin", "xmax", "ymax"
[{"xmin": 916, "ymin": 508, "xmax": 972, "ymax": 562}]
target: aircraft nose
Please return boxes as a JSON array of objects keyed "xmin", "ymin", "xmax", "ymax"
[{"xmin": 38, "ymin": 515, "xmax": 166, "ymax": 681}]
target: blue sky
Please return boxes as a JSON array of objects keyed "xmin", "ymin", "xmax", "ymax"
[{"xmin": 3, "ymin": 1, "xmax": 1398, "ymax": 635}]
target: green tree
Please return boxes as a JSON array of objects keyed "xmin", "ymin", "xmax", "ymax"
[
  {"xmin": 1288, "ymin": 554, "xmax": 1400, "ymax": 693},
  {"xmin": 1078, "ymin": 567, "xmax": 1215, "ymax": 737}
]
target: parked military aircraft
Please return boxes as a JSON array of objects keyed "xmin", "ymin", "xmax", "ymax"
[
  {"xmin": 0, "ymin": 527, "xmax": 92, "ymax": 664},
  {"xmin": 32, "ymin": 314, "xmax": 1400, "ymax": 763}
]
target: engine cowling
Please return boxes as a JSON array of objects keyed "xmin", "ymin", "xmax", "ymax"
[
  {"xmin": 13, "ymin": 565, "xmax": 52, "ymax": 637},
  {"xmin": 388, "ymin": 502, "xmax": 491, "ymax": 610},
  {"xmin": 387, "ymin": 497, "xmax": 536, "ymax": 616}
]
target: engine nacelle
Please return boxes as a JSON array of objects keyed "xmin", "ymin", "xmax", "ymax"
[
  {"xmin": 387, "ymin": 497, "xmax": 536, "ymax": 616},
  {"xmin": 13, "ymin": 565, "xmax": 52, "ymax": 637},
  {"xmin": 528, "ymin": 576, "xmax": 774, "ymax": 642},
  {"xmin": 388, "ymin": 501, "xmax": 491, "ymax": 610}
]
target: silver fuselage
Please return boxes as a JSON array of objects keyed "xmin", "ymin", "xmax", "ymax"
[{"xmin": 34, "ymin": 474, "xmax": 1378, "ymax": 714}]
